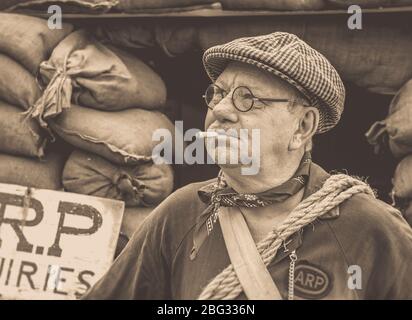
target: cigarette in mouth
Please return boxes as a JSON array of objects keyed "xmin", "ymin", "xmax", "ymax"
[{"xmin": 197, "ymin": 131, "xmax": 219, "ymax": 138}]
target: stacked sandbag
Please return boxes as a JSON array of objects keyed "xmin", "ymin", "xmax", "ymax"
[
  {"xmin": 56, "ymin": 105, "xmax": 174, "ymax": 255},
  {"xmin": 0, "ymin": 62, "xmax": 44, "ymax": 157},
  {"xmin": 220, "ymin": 0, "xmax": 325, "ymax": 10},
  {"xmin": 0, "ymin": 15, "xmax": 173, "ymax": 253},
  {"xmin": 0, "ymin": 0, "xmax": 118, "ymax": 13},
  {"xmin": 327, "ymin": 0, "xmax": 412, "ymax": 8},
  {"xmin": 62, "ymin": 150, "xmax": 174, "ymax": 207},
  {"xmin": 402, "ymin": 201, "xmax": 412, "ymax": 227},
  {"xmin": 0, "ymin": 98, "xmax": 67, "ymax": 191},
  {"xmin": 92, "ymin": 23, "xmax": 198, "ymax": 57},
  {"xmin": 391, "ymin": 155, "xmax": 412, "ymax": 227},
  {"xmin": 49, "ymin": 104, "xmax": 175, "ymax": 165},
  {"xmin": 0, "ymin": 13, "xmax": 73, "ymax": 75},
  {"xmin": 54, "ymin": 106, "xmax": 175, "ymax": 255},
  {"xmin": 29, "ymin": 29, "xmax": 166, "ymax": 128},
  {"xmin": 0, "ymin": 54, "xmax": 41, "ymax": 110},
  {"xmin": 20, "ymin": 27, "xmax": 175, "ymax": 251},
  {"xmin": 366, "ymin": 79, "xmax": 412, "ymax": 158},
  {"xmin": 0, "ymin": 101, "xmax": 47, "ymax": 158},
  {"xmin": 0, "ymin": 151, "xmax": 66, "ymax": 190},
  {"xmin": 0, "ymin": 14, "xmax": 74, "ymax": 191},
  {"xmin": 392, "ymin": 156, "xmax": 412, "ymax": 199},
  {"xmin": 366, "ymin": 80, "xmax": 412, "ymax": 227},
  {"xmin": 198, "ymin": 17, "xmax": 412, "ymax": 95}
]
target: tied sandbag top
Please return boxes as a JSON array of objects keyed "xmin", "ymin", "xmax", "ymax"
[
  {"xmin": 203, "ymin": 32, "xmax": 346, "ymax": 134},
  {"xmin": 29, "ymin": 29, "xmax": 166, "ymax": 128},
  {"xmin": 63, "ymin": 150, "xmax": 174, "ymax": 207}
]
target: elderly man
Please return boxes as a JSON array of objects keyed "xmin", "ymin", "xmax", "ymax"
[{"xmin": 84, "ymin": 32, "xmax": 412, "ymax": 300}]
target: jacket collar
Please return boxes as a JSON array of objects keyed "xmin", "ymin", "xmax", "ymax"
[
  {"xmin": 270, "ymin": 162, "xmax": 339, "ymax": 265},
  {"xmin": 303, "ymin": 163, "xmax": 339, "ymax": 220},
  {"xmin": 303, "ymin": 162, "xmax": 330, "ymax": 200}
]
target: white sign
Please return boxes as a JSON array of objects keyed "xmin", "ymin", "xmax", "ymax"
[{"xmin": 0, "ymin": 183, "xmax": 124, "ymax": 300}]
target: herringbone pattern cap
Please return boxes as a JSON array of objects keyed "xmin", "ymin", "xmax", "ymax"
[{"xmin": 203, "ymin": 32, "xmax": 346, "ymax": 134}]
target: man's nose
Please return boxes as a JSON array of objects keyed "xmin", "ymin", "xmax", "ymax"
[{"xmin": 212, "ymin": 95, "xmax": 239, "ymax": 123}]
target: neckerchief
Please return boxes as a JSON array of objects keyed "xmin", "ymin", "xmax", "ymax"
[{"xmin": 190, "ymin": 152, "xmax": 311, "ymax": 260}]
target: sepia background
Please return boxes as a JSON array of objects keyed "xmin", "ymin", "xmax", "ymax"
[{"xmin": 0, "ymin": 0, "xmax": 411, "ymax": 299}]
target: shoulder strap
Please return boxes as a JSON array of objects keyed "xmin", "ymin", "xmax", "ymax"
[{"xmin": 218, "ymin": 206, "xmax": 283, "ymax": 300}]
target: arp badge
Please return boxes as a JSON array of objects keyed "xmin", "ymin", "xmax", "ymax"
[{"xmin": 293, "ymin": 261, "xmax": 332, "ymax": 299}]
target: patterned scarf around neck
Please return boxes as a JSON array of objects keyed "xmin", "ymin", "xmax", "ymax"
[{"xmin": 190, "ymin": 152, "xmax": 312, "ymax": 260}]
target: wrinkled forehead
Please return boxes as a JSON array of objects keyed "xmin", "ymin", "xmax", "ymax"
[{"xmin": 216, "ymin": 61, "xmax": 302, "ymax": 98}]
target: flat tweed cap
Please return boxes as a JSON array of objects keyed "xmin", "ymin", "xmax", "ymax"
[{"xmin": 203, "ymin": 32, "xmax": 345, "ymax": 134}]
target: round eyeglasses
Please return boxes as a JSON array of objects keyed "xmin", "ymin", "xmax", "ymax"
[{"xmin": 203, "ymin": 84, "xmax": 301, "ymax": 112}]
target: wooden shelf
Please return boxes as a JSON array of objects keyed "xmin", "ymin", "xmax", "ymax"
[{"xmin": 11, "ymin": 5, "xmax": 412, "ymax": 19}]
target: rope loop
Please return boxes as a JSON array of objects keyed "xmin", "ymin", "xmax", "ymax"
[{"xmin": 198, "ymin": 174, "xmax": 374, "ymax": 300}]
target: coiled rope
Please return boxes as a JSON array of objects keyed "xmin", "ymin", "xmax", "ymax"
[{"xmin": 198, "ymin": 174, "xmax": 375, "ymax": 300}]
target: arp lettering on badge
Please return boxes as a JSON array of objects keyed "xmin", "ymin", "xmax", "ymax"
[{"xmin": 293, "ymin": 261, "xmax": 332, "ymax": 299}]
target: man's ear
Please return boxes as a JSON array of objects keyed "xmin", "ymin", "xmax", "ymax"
[{"xmin": 288, "ymin": 107, "xmax": 319, "ymax": 151}]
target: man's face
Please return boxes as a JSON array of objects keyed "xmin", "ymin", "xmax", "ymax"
[{"xmin": 204, "ymin": 61, "xmax": 304, "ymax": 174}]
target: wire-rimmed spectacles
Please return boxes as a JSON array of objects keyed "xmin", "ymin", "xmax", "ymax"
[{"xmin": 203, "ymin": 84, "xmax": 309, "ymax": 112}]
